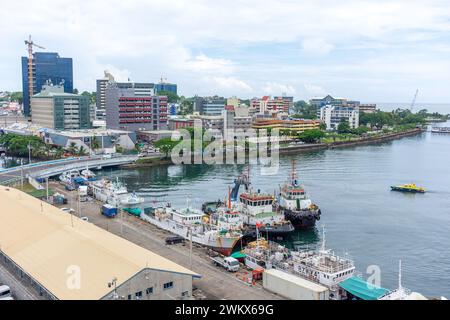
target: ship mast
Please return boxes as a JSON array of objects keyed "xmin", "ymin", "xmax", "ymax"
[
  {"xmin": 320, "ymin": 225, "xmax": 327, "ymax": 253},
  {"xmin": 398, "ymin": 259, "xmax": 402, "ymax": 291}
]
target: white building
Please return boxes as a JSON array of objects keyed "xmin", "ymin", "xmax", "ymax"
[{"xmin": 319, "ymin": 105, "xmax": 359, "ymax": 130}]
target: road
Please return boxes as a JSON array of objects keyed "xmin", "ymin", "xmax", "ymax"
[
  {"xmin": 51, "ymin": 182, "xmax": 282, "ymax": 300},
  {"xmin": 0, "ymin": 261, "xmax": 39, "ymax": 300}
]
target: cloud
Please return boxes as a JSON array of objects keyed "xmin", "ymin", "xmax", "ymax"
[
  {"xmin": 210, "ymin": 76, "xmax": 253, "ymax": 92},
  {"xmin": 263, "ymin": 82, "xmax": 296, "ymax": 96},
  {"xmin": 302, "ymin": 38, "xmax": 334, "ymax": 55},
  {"xmin": 303, "ymin": 84, "xmax": 327, "ymax": 96},
  {"xmin": 1, "ymin": 0, "xmax": 450, "ymax": 102}
]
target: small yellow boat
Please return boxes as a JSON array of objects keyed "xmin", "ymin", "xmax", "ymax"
[{"xmin": 391, "ymin": 183, "xmax": 425, "ymax": 193}]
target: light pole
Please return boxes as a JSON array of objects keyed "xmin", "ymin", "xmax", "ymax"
[
  {"xmin": 28, "ymin": 142, "xmax": 32, "ymax": 164},
  {"xmin": 108, "ymin": 277, "xmax": 118, "ymax": 300}
]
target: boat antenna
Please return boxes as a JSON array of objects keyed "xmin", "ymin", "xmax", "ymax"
[
  {"xmin": 398, "ymin": 259, "xmax": 402, "ymax": 290},
  {"xmin": 291, "ymin": 159, "xmax": 298, "ymax": 186}
]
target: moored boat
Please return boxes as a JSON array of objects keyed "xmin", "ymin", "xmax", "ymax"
[
  {"xmin": 278, "ymin": 160, "xmax": 321, "ymax": 229},
  {"xmin": 141, "ymin": 204, "xmax": 242, "ymax": 256}
]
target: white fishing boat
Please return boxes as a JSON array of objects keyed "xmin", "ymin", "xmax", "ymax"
[
  {"xmin": 59, "ymin": 170, "xmax": 81, "ymax": 184},
  {"xmin": 141, "ymin": 204, "xmax": 242, "ymax": 256},
  {"xmin": 121, "ymin": 192, "xmax": 144, "ymax": 206},
  {"xmin": 90, "ymin": 178, "xmax": 128, "ymax": 206},
  {"xmin": 81, "ymin": 168, "xmax": 96, "ymax": 179}
]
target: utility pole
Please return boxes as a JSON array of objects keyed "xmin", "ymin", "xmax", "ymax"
[
  {"xmin": 189, "ymin": 227, "xmax": 193, "ymax": 271},
  {"xmin": 20, "ymin": 159, "xmax": 24, "ymax": 188},
  {"xmin": 46, "ymin": 177, "xmax": 49, "ymax": 202},
  {"xmin": 28, "ymin": 142, "xmax": 32, "ymax": 164}
]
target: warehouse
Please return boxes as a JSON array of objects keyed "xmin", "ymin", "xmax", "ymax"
[{"xmin": 0, "ymin": 186, "xmax": 200, "ymax": 300}]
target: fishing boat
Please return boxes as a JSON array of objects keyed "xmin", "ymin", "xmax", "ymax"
[
  {"xmin": 289, "ymin": 228, "xmax": 355, "ymax": 299},
  {"xmin": 278, "ymin": 160, "xmax": 321, "ymax": 229},
  {"xmin": 431, "ymin": 126, "xmax": 450, "ymax": 133},
  {"xmin": 81, "ymin": 168, "xmax": 96, "ymax": 180},
  {"xmin": 90, "ymin": 178, "xmax": 129, "ymax": 206},
  {"xmin": 121, "ymin": 192, "xmax": 145, "ymax": 216},
  {"xmin": 59, "ymin": 170, "xmax": 81, "ymax": 184},
  {"xmin": 391, "ymin": 183, "xmax": 425, "ymax": 193},
  {"xmin": 141, "ymin": 204, "xmax": 242, "ymax": 256},
  {"xmin": 230, "ymin": 168, "xmax": 294, "ymax": 237}
]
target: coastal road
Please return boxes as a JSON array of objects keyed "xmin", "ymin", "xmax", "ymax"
[
  {"xmin": 0, "ymin": 262, "xmax": 39, "ymax": 300},
  {"xmin": 50, "ymin": 182, "xmax": 282, "ymax": 300}
]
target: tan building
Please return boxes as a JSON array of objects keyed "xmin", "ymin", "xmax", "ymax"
[
  {"xmin": 252, "ymin": 118, "xmax": 321, "ymax": 133},
  {"xmin": 0, "ymin": 186, "xmax": 199, "ymax": 300}
]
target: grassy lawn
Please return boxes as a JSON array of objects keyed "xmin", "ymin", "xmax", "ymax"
[{"xmin": 17, "ymin": 183, "xmax": 54, "ymax": 198}]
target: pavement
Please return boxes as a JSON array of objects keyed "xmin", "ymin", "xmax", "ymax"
[
  {"xmin": 0, "ymin": 261, "xmax": 39, "ymax": 300},
  {"xmin": 50, "ymin": 182, "xmax": 282, "ymax": 300}
]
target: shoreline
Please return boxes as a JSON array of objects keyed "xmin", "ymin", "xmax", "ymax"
[{"xmin": 122, "ymin": 128, "xmax": 425, "ymax": 168}]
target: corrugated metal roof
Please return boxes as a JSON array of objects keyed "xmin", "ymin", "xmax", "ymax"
[
  {"xmin": 265, "ymin": 269, "xmax": 328, "ymax": 293},
  {"xmin": 0, "ymin": 186, "xmax": 199, "ymax": 300}
]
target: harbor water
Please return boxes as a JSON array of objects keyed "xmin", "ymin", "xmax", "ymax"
[{"xmin": 80, "ymin": 127, "xmax": 450, "ymax": 297}]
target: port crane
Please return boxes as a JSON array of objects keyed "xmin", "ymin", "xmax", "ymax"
[
  {"xmin": 410, "ymin": 89, "xmax": 419, "ymax": 112},
  {"xmin": 24, "ymin": 35, "xmax": 45, "ymax": 99}
]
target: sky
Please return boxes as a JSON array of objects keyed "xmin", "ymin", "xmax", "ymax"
[{"xmin": 1, "ymin": 0, "xmax": 450, "ymax": 103}]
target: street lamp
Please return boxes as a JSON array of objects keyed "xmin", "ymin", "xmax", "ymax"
[
  {"xmin": 28, "ymin": 142, "xmax": 32, "ymax": 164},
  {"xmin": 108, "ymin": 277, "xmax": 119, "ymax": 300}
]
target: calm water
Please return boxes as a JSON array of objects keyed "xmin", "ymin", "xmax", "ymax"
[{"xmin": 96, "ymin": 126, "xmax": 450, "ymax": 297}]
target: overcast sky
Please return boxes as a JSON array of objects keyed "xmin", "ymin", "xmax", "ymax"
[{"xmin": 1, "ymin": 0, "xmax": 450, "ymax": 103}]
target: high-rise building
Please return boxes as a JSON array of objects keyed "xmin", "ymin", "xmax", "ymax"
[
  {"xmin": 319, "ymin": 105, "xmax": 359, "ymax": 130},
  {"xmin": 96, "ymin": 72, "xmax": 155, "ymax": 121},
  {"xmin": 30, "ymin": 84, "xmax": 90, "ymax": 130},
  {"xmin": 21, "ymin": 52, "xmax": 73, "ymax": 117},
  {"xmin": 194, "ymin": 96, "xmax": 226, "ymax": 116},
  {"xmin": 105, "ymin": 82, "xmax": 167, "ymax": 131},
  {"xmin": 155, "ymin": 81, "xmax": 177, "ymax": 95}
]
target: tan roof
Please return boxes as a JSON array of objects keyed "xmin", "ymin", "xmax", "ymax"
[{"xmin": 0, "ymin": 186, "xmax": 199, "ymax": 300}]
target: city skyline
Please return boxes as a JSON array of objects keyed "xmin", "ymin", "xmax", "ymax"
[{"xmin": 1, "ymin": 0, "xmax": 450, "ymax": 103}]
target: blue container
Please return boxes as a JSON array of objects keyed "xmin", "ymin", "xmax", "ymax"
[{"xmin": 102, "ymin": 204, "xmax": 117, "ymax": 218}]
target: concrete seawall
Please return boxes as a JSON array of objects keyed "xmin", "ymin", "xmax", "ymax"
[{"xmin": 123, "ymin": 128, "xmax": 424, "ymax": 168}]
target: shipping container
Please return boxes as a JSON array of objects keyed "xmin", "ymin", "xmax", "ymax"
[
  {"xmin": 102, "ymin": 204, "xmax": 117, "ymax": 218},
  {"xmin": 263, "ymin": 269, "xmax": 329, "ymax": 300}
]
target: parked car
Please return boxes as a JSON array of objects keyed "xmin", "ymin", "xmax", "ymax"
[
  {"xmin": 61, "ymin": 208, "xmax": 75, "ymax": 214},
  {"xmin": 0, "ymin": 285, "xmax": 11, "ymax": 299},
  {"xmin": 165, "ymin": 235, "xmax": 185, "ymax": 245},
  {"xmin": 80, "ymin": 217, "xmax": 89, "ymax": 222}
]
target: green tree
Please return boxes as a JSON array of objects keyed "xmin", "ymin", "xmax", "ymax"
[
  {"xmin": 77, "ymin": 146, "xmax": 87, "ymax": 156},
  {"xmin": 67, "ymin": 142, "xmax": 78, "ymax": 155},
  {"xmin": 10, "ymin": 91, "xmax": 23, "ymax": 104},
  {"xmin": 298, "ymin": 129, "xmax": 325, "ymax": 144},
  {"xmin": 73, "ymin": 88, "xmax": 79, "ymax": 94},
  {"xmin": 154, "ymin": 138, "xmax": 178, "ymax": 159},
  {"xmin": 91, "ymin": 136, "xmax": 101, "ymax": 150},
  {"xmin": 292, "ymin": 101, "xmax": 317, "ymax": 119},
  {"xmin": 156, "ymin": 90, "xmax": 179, "ymax": 103},
  {"xmin": 337, "ymin": 120, "xmax": 351, "ymax": 134},
  {"xmin": 319, "ymin": 122, "xmax": 327, "ymax": 130}
]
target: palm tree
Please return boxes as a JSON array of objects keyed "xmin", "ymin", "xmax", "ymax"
[
  {"xmin": 78, "ymin": 146, "xmax": 87, "ymax": 156},
  {"xmin": 91, "ymin": 135, "xmax": 100, "ymax": 151},
  {"xmin": 68, "ymin": 142, "xmax": 78, "ymax": 155}
]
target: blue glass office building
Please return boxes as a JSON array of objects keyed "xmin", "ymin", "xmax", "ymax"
[
  {"xmin": 21, "ymin": 52, "xmax": 73, "ymax": 117},
  {"xmin": 154, "ymin": 83, "xmax": 177, "ymax": 95}
]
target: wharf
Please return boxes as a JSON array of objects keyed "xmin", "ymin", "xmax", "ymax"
[{"xmin": 48, "ymin": 181, "xmax": 281, "ymax": 300}]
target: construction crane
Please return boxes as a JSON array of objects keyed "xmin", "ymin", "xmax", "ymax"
[
  {"xmin": 410, "ymin": 89, "xmax": 419, "ymax": 112},
  {"xmin": 24, "ymin": 35, "xmax": 45, "ymax": 100}
]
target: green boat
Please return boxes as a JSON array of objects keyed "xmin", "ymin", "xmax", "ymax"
[{"xmin": 391, "ymin": 184, "xmax": 425, "ymax": 193}]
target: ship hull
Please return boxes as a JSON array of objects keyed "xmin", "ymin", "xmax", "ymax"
[
  {"xmin": 140, "ymin": 212, "xmax": 241, "ymax": 255},
  {"xmin": 390, "ymin": 186, "xmax": 425, "ymax": 193},
  {"xmin": 282, "ymin": 208, "xmax": 321, "ymax": 229}
]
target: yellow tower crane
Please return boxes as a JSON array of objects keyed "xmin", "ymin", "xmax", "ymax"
[{"xmin": 24, "ymin": 35, "xmax": 45, "ymax": 101}]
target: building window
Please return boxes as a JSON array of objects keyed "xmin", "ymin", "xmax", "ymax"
[
  {"xmin": 135, "ymin": 291, "xmax": 143, "ymax": 299},
  {"xmin": 127, "ymin": 294, "xmax": 132, "ymax": 300},
  {"xmin": 146, "ymin": 287, "xmax": 153, "ymax": 295},
  {"xmin": 163, "ymin": 281, "xmax": 174, "ymax": 290}
]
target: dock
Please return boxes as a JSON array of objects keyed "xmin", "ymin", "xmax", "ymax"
[{"xmin": 48, "ymin": 181, "xmax": 281, "ymax": 300}]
